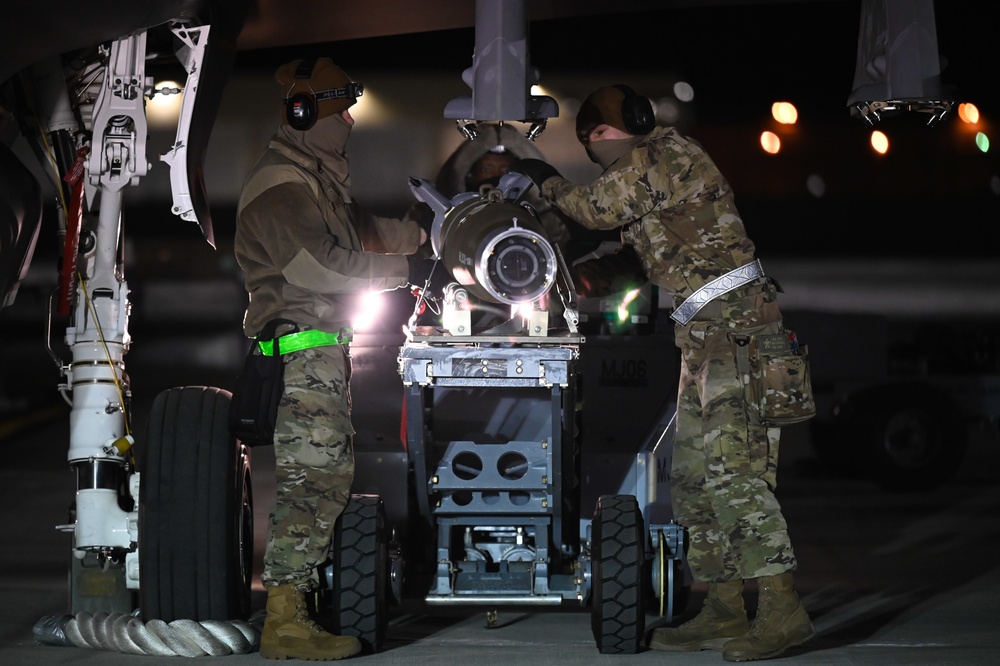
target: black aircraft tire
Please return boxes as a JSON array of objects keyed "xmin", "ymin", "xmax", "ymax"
[
  {"xmin": 591, "ymin": 494, "xmax": 645, "ymax": 654},
  {"xmin": 139, "ymin": 386, "xmax": 253, "ymax": 622},
  {"xmin": 325, "ymin": 494, "xmax": 388, "ymax": 653}
]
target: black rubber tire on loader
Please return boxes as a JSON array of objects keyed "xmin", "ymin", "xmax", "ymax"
[
  {"xmin": 316, "ymin": 494, "xmax": 388, "ymax": 653},
  {"xmin": 591, "ymin": 494, "xmax": 645, "ymax": 654}
]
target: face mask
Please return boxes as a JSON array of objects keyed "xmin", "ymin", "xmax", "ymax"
[
  {"xmin": 278, "ymin": 112, "xmax": 354, "ymax": 199},
  {"xmin": 586, "ymin": 135, "xmax": 645, "ymax": 170}
]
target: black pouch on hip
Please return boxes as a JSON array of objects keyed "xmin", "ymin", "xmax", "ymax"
[{"xmin": 228, "ymin": 319, "xmax": 297, "ymax": 446}]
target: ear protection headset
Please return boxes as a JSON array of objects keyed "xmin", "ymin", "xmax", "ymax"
[
  {"xmin": 285, "ymin": 59, "xmax": 320, "ymax": 131},
  {"xmin": 615, "ymin": 84, "xmax": 655, "ymax": 134},
  {"xmin": 284, "ymin": 58, "xmax": 365, "ymax": 131}
]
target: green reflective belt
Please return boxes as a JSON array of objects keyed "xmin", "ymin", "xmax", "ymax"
[{"xmin": 258, "ymin": 328, "xmax": 353, "ymax": 356}]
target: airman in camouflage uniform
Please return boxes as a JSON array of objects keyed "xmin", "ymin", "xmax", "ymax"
[
  {"xmin": 235, "ymin": 57, "xmax": 428, "ymax": 661},
  {"xmin": 266, "ymin": 345, "xmax": 355, "ymax": 586},
  {"xmin": 511, "ymin": 85, "xmax": 814, "ymax": 661}
]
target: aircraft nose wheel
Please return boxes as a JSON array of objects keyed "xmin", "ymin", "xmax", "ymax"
[{"xmin": 138, "ymin": 386, "xmax": 253, "ymax": 622}]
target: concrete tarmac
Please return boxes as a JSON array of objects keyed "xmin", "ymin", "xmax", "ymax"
[{"xmin": 1, "ymin": 331, "xmax": 999, "ymax": 665}]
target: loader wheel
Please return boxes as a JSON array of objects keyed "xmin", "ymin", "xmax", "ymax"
[
  {"xmin": 316, "ymin": 494, "xmax": 388, "ymax": 653},
  {"xmin": 590, "ymin": 494, "xmax": 645, "ymax": 654},
  {"xmin": 648, "ymin": 527, "xmax": 689, "ymax": 623},
  {"xmin": 138, "ymin": 386, "xmax": 253, "ymax": 622}
]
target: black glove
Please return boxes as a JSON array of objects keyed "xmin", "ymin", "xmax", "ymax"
[
  {"xmin": 407, "ymin": 255, "xmax": 437, "ymax": 289},
  {"xmin": 508, "ymin": 158, "xmax": 562, "ymax": 190}
]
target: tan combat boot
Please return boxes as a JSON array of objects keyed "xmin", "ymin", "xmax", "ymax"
[
  {"xmin": 649, "ymin": 580, "xmax": 749, "ymax": 651},
  {"xmin": 260, "ymin": 583, "xmax": 362, "ymax": 660},
  {"xmin": 722, "ymin": 572, "xmax": 815, "ymax": 661}
]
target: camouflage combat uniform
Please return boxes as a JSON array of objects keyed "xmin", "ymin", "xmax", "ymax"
[
  {"xmin": 541, "ymin": 126, "xmax": 796, "ymax": 583},
  {"xmin": 235, "ymin": 128, "xmax": 422, "ymax": 586}
]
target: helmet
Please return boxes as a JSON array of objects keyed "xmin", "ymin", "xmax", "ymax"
[
  {"xmin": 575, "ymin": 84, "xmax": 655, "ymax": 143},
  {"xmin": 276, "ymin": 57, "xmax": 364, "ymax": 130}
]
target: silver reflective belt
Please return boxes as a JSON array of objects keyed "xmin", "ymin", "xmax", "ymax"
[{"xmin": 670, "ymin": 259, "xmax": 765, "ymax": 325}]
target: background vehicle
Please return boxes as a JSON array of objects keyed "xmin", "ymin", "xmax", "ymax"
[{"xmin": 792, "ymin": 311, "xmax": 1000, "ymax": 492}]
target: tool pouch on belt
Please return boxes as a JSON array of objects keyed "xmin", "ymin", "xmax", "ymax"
[
  {"xmin": 228, "ymin": 319, "xmax": 297, "ymax": 447},
  {"xmin": 732, "ymin": 329, "xmax": 816, "ymax": 426}
]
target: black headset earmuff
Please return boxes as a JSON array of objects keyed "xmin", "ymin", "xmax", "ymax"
[
  {"xmin": 616, "ymin": 84, "xmax": 655, "ymax": 134},
  {"xmin": 286, "ymin": 58, "xmax": 318, "ymax": 131}
]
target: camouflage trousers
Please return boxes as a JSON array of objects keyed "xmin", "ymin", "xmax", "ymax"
[
  {"xmin": 261, "ymin": 344, "xmax": 355, "ymax": 588},
  {"xmin": 670, "ymin": 283, "xmax": 796, "ymax": 583}
]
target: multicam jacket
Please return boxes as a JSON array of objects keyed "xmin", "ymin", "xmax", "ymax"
[
  {"xmin": 541, "ymin": 126, "xmax": 758, "ymax": 301},
  {"xmin": 235, "ymin": 137, "xmax": 421, "ymax": 337}
]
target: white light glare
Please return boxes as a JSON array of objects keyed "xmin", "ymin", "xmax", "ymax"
[
  {"xmin": 673, "ymin": 81, "xmax": 695, "ymax": 102},
  {"xmin": 146, "ymin": 80, "xmax": 183, "ymax": 128},
  {"xmin": 352, "ymin": 291, "xmax": 384, "ymax": 332},
  {"xmin": 516, "ymin": 302, "xmax": 536, "ymax": 319}
]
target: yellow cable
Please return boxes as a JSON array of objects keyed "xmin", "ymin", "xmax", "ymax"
[
  {"xmin": 78, "ymin": 271, "xmax": 132, "ymax": 439},
  {"xmin": 658, "ymin": 530, "xmax": 666, "ymax": 617}
]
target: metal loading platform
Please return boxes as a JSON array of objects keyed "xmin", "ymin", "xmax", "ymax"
[{"xmin": 399, "ymin": 331, "xmax": 584, "ymax": 605}]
